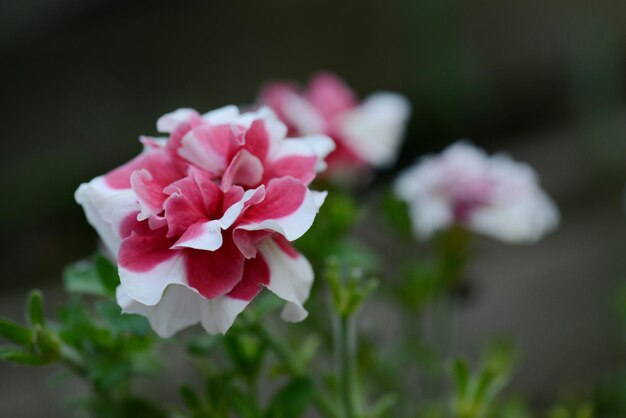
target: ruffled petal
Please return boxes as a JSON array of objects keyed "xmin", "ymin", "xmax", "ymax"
[
  {"xmin": 199, "ymin": 296, "xmax": 249, "ymax": 335},
  {"xmin": 178, "ymin": 124, "xmax": 235, "ymax": 174},
  {"xmin": 227, "ymin": 254, "xmax": 270, "ymax": 301},
  {"xmin": 117, "ymin": 284, "xmax": 201, "ymax": 338},
  {"xmin": 184, "ymin": 234, "xmax": 246, "ymax": 299},
  {"xmin": 337, "ymin": 92, "xmax": 411, "ymax": 168},
  {"xmin": 222, "ymin": 149, "xmax": 264, "ymax": 189},
  {"xmin": 157, "ymin": 108, "xmax": 200, "ymax": 133},
  {"xmin": 75, "ymin": 177, "xmax": 138, "ymax": 256},
  {"xmin": 265, "ymin": 135, "xmax": 335, "ymax": 184},
  {"xmin": 259, "ymin": 237, "xmax": 313, "ymax": 322},
  {"xmin": 163, "ymin": 168, "xmax": 222, "ymax": 238},
  {"xmin": 307, "ymin": 72, "xmax": 357, "ymax": 120},
  {"xmin": 469, "ymin": 189, "xmax": 559, "ymax": 243},
  {"xmin": 237, "ymin": 177, "xmax": 323, "ymax": 241}
]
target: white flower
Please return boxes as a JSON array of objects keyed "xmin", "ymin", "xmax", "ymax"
[{"xmin": 394, "ymin": 141, "xmax": 559, "ymax": 243}]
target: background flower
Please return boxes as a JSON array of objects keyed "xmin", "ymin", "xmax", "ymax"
[
  {"xmin": 394, "ymin": 141, "xmax": 560, "ymax": 243},
  {"xmin": 259, "ymin": 72, "xmax": 411, "ymax": 177}
]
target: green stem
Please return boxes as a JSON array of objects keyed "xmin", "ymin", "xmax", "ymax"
[
  {"xmin": 255, "ymin": 324, "xmax": 342, "ymax": 418},
  {"xmin": 59, "ymin": 344, "xmax": 87, "ymax": 377},
  {"xmin": 336, "ymin": 315, "xmax": 360, "ymax": 418}
]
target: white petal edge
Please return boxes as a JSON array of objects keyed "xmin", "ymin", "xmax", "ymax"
[
  {"xmin": 157, "ymin": 108, "xmax": 198, "ymax": 133},
  {"xmin": 236, "ymin": 188, "xmax": 325, "ymax": 242},
  {"xmin": 201, "ymin": 105, "xmax": 241, "ymax": 124},
  {"xmin": 118, "ymin": 253, "xmax": 186, "ymax": 306},
  {"xmin": 117, "ymin": 284, "xmax": 249, "ymax": 337},
  {"xmin": 75, "ymin": 177, "xmax": 138, "ymax": 256},
  {"xmin": 337, "ymin": 92, "xmax": 411, "ymax": 168},
  {"xmin": 259, "ymin": 238, "xmax": 313, "ymax": 322},
  {"xmin": 272, "ymin": 135, "xmax": 336, "ymax": 172},
  {"xmin": 469, "ymin": 189, "xmax": 560, "ymax": 243}
]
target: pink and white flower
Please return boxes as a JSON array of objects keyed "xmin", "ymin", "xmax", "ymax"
[
  {"xmin": 76, "ymin": 106, "xmax": 333, "ymax": 337},
  {"xmin": 393, "ymin": 141, "xmax": 560, "ymax": 243},
  {"xmin": 259, "ymin": 72, "xmax": 411, "ymax": 175}
]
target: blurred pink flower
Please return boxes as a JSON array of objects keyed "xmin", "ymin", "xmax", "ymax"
[
  {"xmin": 394, "ymin": 141, "xmax": 559, "ymax": 243},
  {"xmin": 259, "ymin": 72, "xmax": 411, "ymax": 177},
  {"xmin": 76, "ymin": 106, "xmax": 333, "ymax": 337}
]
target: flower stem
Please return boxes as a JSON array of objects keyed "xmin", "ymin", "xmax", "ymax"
[
  {"xmin": 254, "ymin": 324, "xmax": 342, "ymax": 418},
  {"xmin": 335, "ymin": 314, "xmax": 360, "ymax": 418}
]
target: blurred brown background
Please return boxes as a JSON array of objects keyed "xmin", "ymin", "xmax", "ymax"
[{"xmin": 1, "ymin": 0, "xmax": 625, "ymax": 416}]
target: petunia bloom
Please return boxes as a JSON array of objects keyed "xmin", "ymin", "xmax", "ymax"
[
  {"xmin": 259, "ymin": 72, "xmax": 411, "ymax": 176},
  {"xmin": 393, "ymin": 141, "xmax": 559, "ymax": 243},
  {"xmin": 76, "ymin": 106, "xmax": 334, "ymax": 337}
]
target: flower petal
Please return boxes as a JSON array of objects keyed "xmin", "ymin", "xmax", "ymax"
[
  {"xmin": 199, "ymin": 296, "xmax": 249, "ymax": 334},
  {"xmin": 117, "ymin": 284, "xmax": 201, "ymax": 338},
  {"xmin": 172, "ymin": 220, "xmax": 224, "ymax": 251},
  {"xmin": 307, "ymin": 72, "xmax": 357, "ymax": 119},
  {"xmin": 337, "ymin": 92, "xmax": 411, "ymax": 168},
  {"xmin": 178, "ymin": 124, "xmax": 235, "ymax": 174},
  {"xmin": 184, "ymin": 233, "xmax": 246, "ymax": 299},
  {"xmin": 163, "ymin": 168, "xmax": 222, "ymax": 238},
  {"xmin": 201, "ymin": 105, "xmax": 240, "ymax": 124},
  {"xmin": 238, "ymin": 177, "xmax": 323, "ymax": 241},
  {"xmin": 265, "ymin": 135, "xmax": 335, "ymax": 183},
  {"xmin": 222, "ymin": 149, "xmax": 264, "ymax": 189},
  {"xmin": 469, "ymin": 189, "xmax": 559, "ymax": 243},
  {"xmin": 157, "ymin": 108, "xmax": 200, "ymax": 133},
  {"xmin": 227, "ymin": 254, "xmax": 270, "ymax": 301},
  {"xmin": 259, "ymin": 237, "xmax": 313, "ymax": 322},
  {"xmin": 75, "ymin": 177, "xmax": 138, "ymax": 256}
]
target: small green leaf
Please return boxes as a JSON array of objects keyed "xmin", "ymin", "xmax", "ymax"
[
  {"xmin": 575, "ymin": 404, "xmax": 594, "ymax": 418},
  {"xmin": 63, "ymin": 260, "xmax": 108, "ymax": 296},
  {"xmin": 296, "ymin": 335, "xmax": 321, "ymax": 368},
  {"xmin": 0, "ymin": 347, "xmax": 45, "ymax": 365},
  {"xmin": 95, "ymin": 254, "xmax": 120, "ymax": 294},
  {"xmin": 230, "ymin": 387, "xmax": 259, "ymax": 418},
  {"xmin": 26, "ymin": 290, "xmax": 45, "ymax": 327},
  {"xmin": 121, "ymin": 397, "xmax": 169, "ymax": 418},
  {"xmin": 180, "ymin": 384, "xmax": 201, "ymax": 410},
  {"xmin": 0, "ymin": 319, "xmax": 33, "ymax": 345},
  {"xmin": 381, "ymin": 190, "xmax": 413, "ymax": 237},
  {"xmin": 34, "ymin": 327, "xmax": 61, "ymax": 360},
  {"xmin": 224, "ymin": 333, "xmax": 266, "ymax": 378},
  {"xmin": 94, "ymin": 300, "xmax": 150, "ymax": 335},
  {"xmin": 451, "ymin": 358, "xmax": 470, "ymax": 397},
  {"xmin": 265, "ymin": 377, "xmax": 313, "ymax": 418},
  {"xmin": 369, "ymin": 393, "xmax": 398, "ymax": 418},
  {"xmin": 186, "ymin": 335, "xmax": 223, "ymax": 356}
]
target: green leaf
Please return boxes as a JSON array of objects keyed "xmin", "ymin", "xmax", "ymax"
[
  {"xmin": 265, "ymin": 377, "xmax": 313, "ymax": 418},
  {"xmin": 0, "ymin": 318, "xmax": 33, "ymax": 345},
  {"xmin": 230, "ymin": 387, "xmax": 259, "ymax": 418},
  {"xmin": 180, "ymin": 384, "xmax": 202, "ymax": 410},
  {"xmin": 0, "ymin": 347, "xmax": 45, "ymax": 365},
  {"xmin": 121, "ymin": 397, "xmax": 168, "ymax": 418},
  {"xmin": 186, "ymin": 335, "xmax": 223, "ymax": 356},
  {"xmin": 224, "ymin": 333, "xmax": 266, "ymax": 378},
  {"xmin": 26, "ymin": 290, "xmax": 45, "ymax": 327},
  {"xmin": 548, "ymin": 406, "xmax": 571, "ymax": 418},
  {"xmin": 575, "ymin": 404, "xmax": 594, "ymax": 418},
  {"xmin": 34, "ymin": 327, "xmax": 61, "ymax": 359},
  {"xmin": 94, "ymin": 300, "xmax": 151, "ymax": 335},
  {"xmin": 63, "ymin": 260, "xmax": 108, "ymax": 296},
  {"xmin": 95, "ymin": 254, "xmax": 120, "ymax": 294},
  {"xmin": 381, "ymin": 190, "xmax": 413, "ymax": 238},
  {"xmin": 451, "ymin": 358, "xmax": 470, "ymax": 398},
  {"xmin": 296, "ymin": 335, "xmax": 321, "ymax": 368},
  {"xmin": 369, "ymin": 393, "xmax": 398, "ymax": 418}
]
